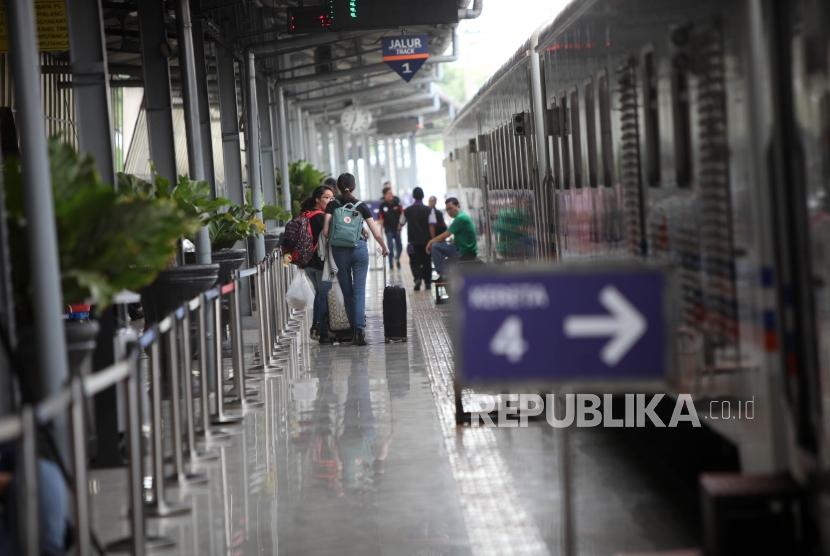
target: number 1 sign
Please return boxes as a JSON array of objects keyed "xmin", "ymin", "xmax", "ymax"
[{"xmin": 382, "ymin": 35, "xmax": 430, "ymax": 82}]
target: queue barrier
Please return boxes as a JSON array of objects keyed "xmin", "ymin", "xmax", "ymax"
[{"xmin": 4, "ymin": 248, "xmax": 311, "ymax": 555}]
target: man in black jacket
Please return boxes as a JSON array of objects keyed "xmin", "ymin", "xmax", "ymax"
[
  {"xmin": 400, "ymin": 187, "xmax": 433, "ymax": 291},
  {"xmin": 428, "ymin": 195, "xmax": 447, "ymax": 236}
]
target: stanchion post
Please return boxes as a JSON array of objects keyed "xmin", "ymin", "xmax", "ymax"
[
  {"xmin": 69, "ymin": 378, "xmax": 91, "ymax": 555},
  {"xmin": 184, "ymin": 301, "xmax": 221, "ymax": 457},
  {"xmin": 146, "ymin": 333, "xmax": 190, "ymax": 517},
  {"xmin": 122, "ymin": 351, "xmax": 147, "ymax": 553},
  {"xmin": 18, "ymin": 407, "xmax": 39, "ymax": 556},
  {"xmin": 229, "ymin": 278, "xmax": 246, "ymax": 403},
  {"xmin": 212, "ymin": 296, "xmax": 242, "ymax": 425}
]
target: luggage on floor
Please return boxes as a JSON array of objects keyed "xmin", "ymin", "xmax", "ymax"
[
  {"xmin": 382, "ymin": 259, "xmax": 407, "ymax": 342},
  {"xmin": 327, "ymin": 280, "xmax": 351, "ymax": 332}
]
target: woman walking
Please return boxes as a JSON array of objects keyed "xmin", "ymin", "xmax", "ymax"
[
  {"xmin": 323, "ymin": 173, "xmax": 388, "ymax": 345},
  {"xmin": 302, "ymin": 185, "xmax": 335, "ymax": 343}
]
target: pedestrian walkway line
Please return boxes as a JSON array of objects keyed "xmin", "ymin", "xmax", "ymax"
[{"xmin": 410, "ymin": 292, "xmax": 551, "ymax": 556}]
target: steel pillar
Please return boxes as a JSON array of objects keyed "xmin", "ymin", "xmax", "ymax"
[
  {"xmin": 217, "ymin": 46, "xmax": 244, "ymax": 205},
  {"xmin": 137, "ymin": 0, "xmax": 177, "ymax": 186},
  {"xmin": 306, "ymin": 115, "xmax": 318, "ymax": 169},
  {"xmin": 296, "ymin": 106, "xmax": 306, "ymax": 161},
  {"xmin": 67, "ymin": 0, "xmax": 119, "ymax": 466},
  {"xmin": 320, "ymin": 124, "xmax": 333, "ymax": 175},
  {"xmin": 192, "ymin": 18, "xmax": 217, "ymax": 195},
  {"xmin": 360, "ymin": 133, "xmax": 371, "ymax": 199},
  {"xmin": 276, "ymin": 86, "xmax": 292, "ymax": 214},
  {"xmin": 335, "ymin": 127, "xmax": 347, "ymax": 176},
  {"xmin": 175, "ymin": 0, "xmax": 211, "ymax": 264},
  {"xmin": 67, "ymin": 0, "xmax": 115, "ymax": 185},
  {"xmin": 257, "ymin": 78, "xmax": 277, "ymax": 228},
  {"xmin": 5, "ymin": 0, "xmax": 70, "ymax": 455},
  {"xmin": 408, "ymin": 135, "xmax": 418, "ymax": 189},
  {"xmin": 386, "ymin": 137, "xmax": 398, "ymax": 190},
  {"xmin": 245, "ymin": 51, "xmax": 266, "ymax": 262}
]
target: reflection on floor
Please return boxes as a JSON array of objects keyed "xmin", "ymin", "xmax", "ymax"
[{"xmin": 90, "ymin": 258, "xmax": 697, "ymax": 555}]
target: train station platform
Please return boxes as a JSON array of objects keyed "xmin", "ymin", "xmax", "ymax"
[{"xmin": 86, "ymin": 257, "xmax": 701, "ymax": 555}]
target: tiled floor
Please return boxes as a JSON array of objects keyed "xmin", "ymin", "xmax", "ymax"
[{"xmin": 89, "ymin": 258, "xmax": 698, "ymax": 555}]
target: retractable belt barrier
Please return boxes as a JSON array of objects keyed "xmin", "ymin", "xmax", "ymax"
[{"xmin": 6, "ymin": 249, "xmax": 314, "ymax": 555}]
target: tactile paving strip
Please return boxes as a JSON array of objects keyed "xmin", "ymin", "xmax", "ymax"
[{"xmin": 410, "ymin": 291, "xmax": 551, "ymax": 556}]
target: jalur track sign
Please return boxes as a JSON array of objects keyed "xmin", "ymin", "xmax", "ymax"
[{"xmin": 382, "ymin": 35, "xmax": 429, "ymax": 82}]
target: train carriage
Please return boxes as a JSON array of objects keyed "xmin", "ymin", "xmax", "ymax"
[{"xmin": 445, "ymin": 0, "xmax": 830, "ymax": 488}]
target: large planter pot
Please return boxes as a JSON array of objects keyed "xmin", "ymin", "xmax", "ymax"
[
  {"xmin": 140, "ymin": 263, "xmax": 220, "ymax": 326},
  {"xmin": 65, "ymin": 319, "xmax": 100, "ymax": 380},
  {"xmin": 211, "ymin": 248, "xmax": 248, "ymax": 285},
  {"xmin": 264, "ymin": 232, "xmax": 281, "ymax": 255}
]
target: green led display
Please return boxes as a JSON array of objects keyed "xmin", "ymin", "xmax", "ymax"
[{"xmin": 349, "ymin": 0, "xmax": 357, "ymax": 18}]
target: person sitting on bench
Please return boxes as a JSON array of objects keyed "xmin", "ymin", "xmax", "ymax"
[{"xmin": 426, "ymin": 197, "xmax": 478, "ymax": 282}]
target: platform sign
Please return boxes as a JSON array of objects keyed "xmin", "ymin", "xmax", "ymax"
[
  {"xmin": 452, "ymin": 263, "xmax": 671, "ymax": 388},
  {"xmin": 382, "ymin": 35, "xmax": 429, "ymax": 82}
]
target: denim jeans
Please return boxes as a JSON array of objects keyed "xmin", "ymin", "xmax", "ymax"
[
  {"xmin": 0, "ymin": 459, "xmax": 68, "ymax": 556},
  {"xmin": 385, "ymin": 230, "xmax": 402, "ymax": 266},
  {"xmin": 305, "ymin": 266, "xmax": 332, "ymax": 335},
  {"xmin": 332, "ymin": 239, "xmax": 369, "ymax": 330},
  {"xmin": 431, "ymin": 241, "xmax": 459, "ymax": 275}
]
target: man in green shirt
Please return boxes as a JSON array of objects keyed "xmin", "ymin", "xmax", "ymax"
[{"xmin": 426, "ymin": 197, "xmax": 478, "ymax": 281}]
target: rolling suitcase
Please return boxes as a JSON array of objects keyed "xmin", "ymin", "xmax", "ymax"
[{"xmin": 382, "ymin": 258, "xmax": 407, "ymax": 342}]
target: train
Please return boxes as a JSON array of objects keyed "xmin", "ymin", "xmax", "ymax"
[{"xmin": 444, "ymin": 0, "xmax": 830, "ymax": 501}]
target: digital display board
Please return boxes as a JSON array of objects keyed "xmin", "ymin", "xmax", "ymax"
[{"xmin": 288, "ymin": 0, "xmax": 458, "ymax": 33}]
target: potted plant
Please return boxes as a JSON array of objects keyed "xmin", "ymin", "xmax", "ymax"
[
  {"xmin": 116, "ymin": 172, "xmax": 225, "ymax": 325},
  {"xmin": 4, "ymin": 139, "xmax": 197, "ymax": 385},
  {"xmin": 262, "ymin": 204, "xmax": 292, "ymax": 254},
  {"xmin": 209, "ymin": 201, "xmax": 267, "ymax": 282}
]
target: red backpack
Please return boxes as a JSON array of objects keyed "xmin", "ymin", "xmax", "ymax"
[{"xmin": 281, "ymin": 209, "xmax": 323, "ymax": 268}]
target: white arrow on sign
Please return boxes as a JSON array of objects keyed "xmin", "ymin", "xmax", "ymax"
[{"xmin": 563, "ymin": 286, "xmax": 647, "ymax": 366}]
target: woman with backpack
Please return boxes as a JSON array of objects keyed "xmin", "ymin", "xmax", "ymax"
[
  {"xmin": 323, "ymin": 173, "xmax": 388, "ymax": 346},
  {"xmin": 302, "ymin": 185, "xmax": 335, "ymax": 343}
]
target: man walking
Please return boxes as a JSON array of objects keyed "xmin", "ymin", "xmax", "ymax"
[
  {"xmin": 426, "ymin": 197, "xmax": 478, "ymax": 282},
  {"xmin": 428, "ymin": 195, "xmax": 448, "ymax": 236},
  {"xmin": 401, "ymin": 187, "xmax": 433, "ymax": 291},
  {"xmin": 379, "ymin": 186, "xmax": 403, "ymax": 269}
]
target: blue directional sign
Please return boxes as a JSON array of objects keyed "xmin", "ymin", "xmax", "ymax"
[
  {"xmin": 382, "ymin": 35, "xmax": 429, "ymax": 82},
  {"xmin": 454, "ymin": 265, "xmax": 668, "ymax": 385}
]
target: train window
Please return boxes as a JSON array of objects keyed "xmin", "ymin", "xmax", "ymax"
[
  {"xmin": 598, "ymin": 72, "xmax": 614, "ymax": 187},
  {"xmin": 560, "ymin": 93, "xmax": 571, "ymax": 189},
  {"xmin": 569, "ymin": 89, "xmax": 582, "ymax": 188},
  {"xmin": 585, "ymin": 80, "xmax": 598, "ymax": 188},
  {"xmin": 671, "ymin": 54, "xmax": 692, "ymax": 188},
  {"xmin": 642, "ymin": 49, "xmax": 660, "ymax": 187}
]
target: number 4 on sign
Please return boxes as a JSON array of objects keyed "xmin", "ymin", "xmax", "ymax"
[{"xmin": 489, "ymin": 316, "xmax": 529, "ymax": 364}]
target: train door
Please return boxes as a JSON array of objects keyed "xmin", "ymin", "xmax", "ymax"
[{"xmin": 784, "ymin": 0, "xmax": 830, "ymax": 493}]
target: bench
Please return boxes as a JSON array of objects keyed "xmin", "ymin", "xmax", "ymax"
[{"xmin": 433, "ymin": 256, "xmax": 482, "ymax": 304}]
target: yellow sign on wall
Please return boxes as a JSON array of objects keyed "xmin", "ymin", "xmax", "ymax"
[{"xmin": 0, "ymin": 0, "xmax": 70, "ymax": 53}]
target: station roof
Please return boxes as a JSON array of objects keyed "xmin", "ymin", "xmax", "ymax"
[{"xmin": 94, "ymin": 0, "xmax": 480, "ymax": 136}]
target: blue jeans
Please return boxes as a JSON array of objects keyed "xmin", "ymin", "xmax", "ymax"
[
  {"xmin": 0, "ymin": 460, "xmax": 68, "ymax": 556},
  {"xmin": 332, "ymin": 240, "xmax": 369, "ymax": 330},
  {"xmin": 385, "ymin": 230, "xmax": 402, "ymax": 266},
  {"xmin": 431, "ymin": 241, "xmax": 459, "ymax": 275},
  {"xmin": 305, "ymin": 267, "xmax": 332, "ymax": 336}
]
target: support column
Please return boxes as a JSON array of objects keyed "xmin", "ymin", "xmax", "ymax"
[
  {"xmin": 360, "ymin": 133, "xmax": 371, "ymax": 199},
  {"xmin": 245, "ymin": 51, "xmax": 266, "ymax": 262},
  {"xmin": 5, "ymin": 0, "xmax": 70, "ymax": 455},
  {"xmin": 67, "ymin": 0, "xmax": 118, "ymax": 466},
  {"xmin": 67, "ymin": 0, "xmax": 115, "ymax": 185},
  {"xmin": 257, "ymin": 77, "xmax": 277, "ymax": 228},
  {"xmin": 192, "ymin": 18, "xmax": 217, "ymax": 194},
  {"xmin": 335, "ymin": 127, "xmax": 347, "ymax": 174},
  {"xmin": 138, "ymin": 0, "xmax": 177, "ymax": 185},
  {"xmin": 296, "ymin": 106, "xmax": 306, "ymax": 161},
  {"xmin": 409, "ymin": 134, "xmax": 418, "ymax": 188},
  {"xmin": 175, "ymin": 0, "xmax": 211, "ymax": 264},
  {"xmin": 386, "ymin": 137, "xmax": 398, "ymax": 190},
  {"xmin": 217, "ymin": 47, "xmax": 244, "ymax": 205},
  {"xmin": 321, "ymin": 125, "xmax": 333, "ymax": 175},
  {"xmin": 276, "ymin": 86, "xmax": 292, "ymax": 214},
  {"xmin": 306, "ymin": 116, "xmax": 318, "ymax": 168}
]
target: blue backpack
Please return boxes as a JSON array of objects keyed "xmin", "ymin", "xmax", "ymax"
[{"xmin": 330, "ymin": 201, "xmax": 365, "ymax": 247}]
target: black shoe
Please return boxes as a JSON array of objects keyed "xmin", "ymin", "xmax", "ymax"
[
  {"xmin": 414, "ymin": 280, "xmax": 421, "ymax": 291},
  {"xmin": 354, "ymin": 329, "xmax": 367, "ymax": 346},
  {"xmin": 424, "ymin": 281, "xmax": 431, "ymax": 290},
  {"xmin": 396, "ymin": 260, "xmax": 401, "ymax": 269},
  {"xmin": 318, "ymin": 334, "xmax": 331, "ymax": 345}
]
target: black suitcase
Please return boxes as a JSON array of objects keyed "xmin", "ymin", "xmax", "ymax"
[{"xmin": 382, "ymin": 263, "xmax": 407, "ymax": 342}]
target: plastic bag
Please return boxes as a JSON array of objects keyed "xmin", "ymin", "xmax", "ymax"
[{"xmin": 286, "ymin": 273, "xmax": 315, "ymax": 311}]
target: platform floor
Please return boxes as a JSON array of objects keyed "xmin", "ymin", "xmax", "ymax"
[{"xmin": 89, "ymin": 257, "xmax": 699, "ymax": 555}]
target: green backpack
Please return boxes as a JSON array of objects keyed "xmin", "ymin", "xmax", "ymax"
[{"xmin": 330, "ymin": 201, "xmax": 365, "ymax": 247}]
